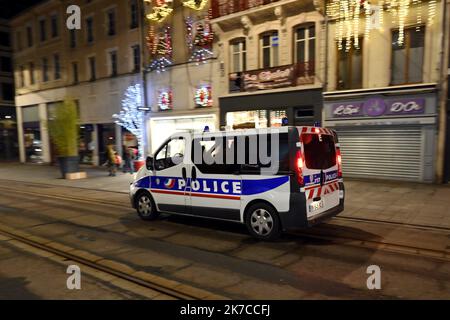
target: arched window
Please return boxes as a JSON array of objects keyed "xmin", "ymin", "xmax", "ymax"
[
  {"xmin": 259, "ymin": 31, "xmax": 279, "ymax": 68},
  {"xmin": 229, "ymin": 38, "xmax": 246, "ymax": 73}
]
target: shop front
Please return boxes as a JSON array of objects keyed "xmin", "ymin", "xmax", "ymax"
[
  {"xmin": 323, "ymin": 88, "xmax": 438, "ymax": 182},
  {"xmin": 219, "ymin": 88, "xmax": 323, "ymax": 130},
  {"xmin": 21, "ymin": 105, "xmax": 44, "ymax": 164},
  {"xmin": 0, "ymin": 107, "xmax": 18, "ymax": 161}
]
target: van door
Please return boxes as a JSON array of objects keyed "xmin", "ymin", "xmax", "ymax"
[
  {"xmin": 300, "ymin": 128, "xmax": 340, "ymax": 218},
  {"xmin": 189, "ymin": 135, "xmax": 242, "ymax": 221},
  {"xmin": 151, "ymin": 137, "xmax": 189, "ymax": 214}
]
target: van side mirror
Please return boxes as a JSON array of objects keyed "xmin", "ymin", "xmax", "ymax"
[{"xmin": 146, "ymin": 156, "xmax": 154, "ymax": 170}]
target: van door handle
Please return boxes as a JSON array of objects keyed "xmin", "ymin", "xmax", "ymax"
[
  {"xmin": 182, "ymin": 167, "xmax": 187, "ymax": 180},
  {"xmin": 191, "ymin": 167, "xmax": 197, "ymax": 181}
]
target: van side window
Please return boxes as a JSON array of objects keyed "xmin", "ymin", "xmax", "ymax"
[
  {"xmin": 155, "ymin": 138, "xmax": 185, "ymax": 171},
  {"xmin": 191, "ymin": 137, "xmax": 239, "ymax": 174}
]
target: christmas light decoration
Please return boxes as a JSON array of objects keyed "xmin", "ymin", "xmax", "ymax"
[
  {"xmin": 147, "ymin": 26, "xmax": 173, "ymax": 73},
  {"xmin": 327, "ymin": 0, "xmax": 439, "ymax": 50},
  {"xmin": 113, "ymin": 84, "xmax": 146, "ymax": 159},
  {"xmin": 428, "ymin": 0, "xmax": 437, "ymax": 26},
  {"xmin": 157, "ymin": 89, "xmax": 173, "ymax": 110},
  {"xmin": 185, "ymin": 11, "xmax": 214, "ymax": 64},
  {"xmin": 145, "ymin": 0, "xmax": 173, "ymax": 23},
  {"xmin": 194, "ymin": 85, "xmax": 212, "ymax": 107},
  {"xmin": 182, "ymin": 0, "xmax": 209, "ymax": 11}
]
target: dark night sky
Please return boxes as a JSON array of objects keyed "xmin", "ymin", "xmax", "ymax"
[{"xmin": 0, "ymin": 0, "xmax": 44, "ymax": 19}]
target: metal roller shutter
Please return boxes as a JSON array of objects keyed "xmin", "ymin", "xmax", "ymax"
[{"xmin": 335, "ymin": 127, "xmax": 423, "ymax": 181}]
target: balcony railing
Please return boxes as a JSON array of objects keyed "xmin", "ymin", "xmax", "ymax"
[
  {"xmin": 229, "ymin": 61, "xmax": 315, "ymax": 93},
  {"xmin": 211, "ymin": 0, "xmax": 280, "ymax": 19}
]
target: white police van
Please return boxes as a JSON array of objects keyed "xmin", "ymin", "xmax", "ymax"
[{"xmin": 130, "ymin": 126, "xmax": 344, "ymax": 240}]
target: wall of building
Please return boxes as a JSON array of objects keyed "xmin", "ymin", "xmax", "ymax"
[
  {"xmin": 143, "ymin": 2, "xmax": 219, "ymax": 153},
  {"xmin": 11, "ymin": 0, "xmax": 144, "ymax": 165},
  {"xmin": 326, "ymin": 4, "xmax": 443, "ymax": 92}
]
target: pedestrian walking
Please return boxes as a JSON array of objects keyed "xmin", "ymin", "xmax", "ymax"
[{"xmin": 106, "ymin": 144, "xmax": 117, "ymax": 177}]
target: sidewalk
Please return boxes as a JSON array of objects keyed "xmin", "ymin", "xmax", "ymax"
[
  {"xmin": 1, "ymin": 162, "xmax": 450, "ymax": 229},
  {"xmin": 0, "ymin": 162, "xmax": 134, "ymax": 193}
]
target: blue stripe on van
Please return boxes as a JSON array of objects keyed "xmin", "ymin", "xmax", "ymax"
[
  {"xmin": 241, "ymin": 176, "xmax": 289, "ymax": 195},
  {"xmin": 135, "ymin": 175, "xmax": 289, "ymax": 196}
]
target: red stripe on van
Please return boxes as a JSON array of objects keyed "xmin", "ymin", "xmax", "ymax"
[
  {"xmin": 191, "ymin": 193, "xmax": 241, "ymax": 200},
  {"xmin": 151, "ymin": 189, "xmax": 186, "ymax": 196}
]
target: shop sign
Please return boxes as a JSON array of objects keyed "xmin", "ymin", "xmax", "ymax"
[
  {"xmin": 331, "ymin": 97, "xmax": 425, "ymax": 118},
  {"xmin": 242, "ymin": 65, "xmax": 295, "ymax": 91}
]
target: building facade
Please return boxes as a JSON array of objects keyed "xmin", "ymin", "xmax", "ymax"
[
  {"xmin": 12, "ymin": 0, "xmax": 144, "ymax": 165},
  {"xmin": 142, "ymin": 1, "xmax": 219, "ymax": 153},
  {"xmin": 211, "ymin": 0, "xmax": 326, "ymax": 130},
  {"xmin": 0, "ymin": 19, "xmax": 17, "ymax": 161},
  {"xmin": 323, "ymin": 0, "xmax": 447, "ymax": 183}
]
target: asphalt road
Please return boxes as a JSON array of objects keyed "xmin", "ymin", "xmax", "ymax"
[{"xmin": 0, "ymin": 180, "xmax": 450, "ymax": 299}]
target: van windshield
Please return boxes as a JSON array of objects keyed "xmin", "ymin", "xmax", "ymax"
[{"xmin": 302, "ymin": 133, "xmax": 336, "ymax": 170}]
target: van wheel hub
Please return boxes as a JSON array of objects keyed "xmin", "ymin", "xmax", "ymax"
[{"xmin": 250, "ymin": 209, "xmax": 273, "ymax": 236}]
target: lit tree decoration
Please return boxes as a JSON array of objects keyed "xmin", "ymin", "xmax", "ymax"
[
  {"xmin": 185, "ymin": 12, "xmax": 214, "ymax": 64},
  {"xmin": 182, "ymin": 0, "xmax": 209, "ymax": 11},
  {"xmin": 145, "ymin": 0, "xmax": 174, "ymax": 23},
  {"xmin": 194, "ymin": 85, "xmax": 212, "ymax": 107},
  {"xmin": 147, "ymin": 26, "xmax": 173, "ymax": 73},
  {"xmin": 113, "ymin": 84, "xmax": 146, "ymax": 159}
]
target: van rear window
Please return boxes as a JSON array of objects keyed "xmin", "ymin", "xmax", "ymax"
[{"xmin": 302, "ymin": 133, "xmax": 336, "ymax": 170}]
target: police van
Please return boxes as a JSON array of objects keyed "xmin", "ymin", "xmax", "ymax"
[{"xmin": 130, "ymin": 126, "xmax": 344, "ymax": 240}]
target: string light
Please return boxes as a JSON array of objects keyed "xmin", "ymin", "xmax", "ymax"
[
  {"xmin": 147, "ymin": 26, "xmax": 173, "ymax": 73},
  {"xmin": 327, "ymin": 0, "xmax": 438, "ymax": 49},
  {"xmin": 379, "ymin": 1, "xmax": 384, "ymax": 29},
  {"xmin": 194, "ymin": 85, "xmax": 212, "ymax": 107},
  {"xmin": 364, "ymin": 1, "xmax": 371, "ymax": 42},
  {"xmin": 182, "ymin": 0, "xmax": 209, "ymax": 11},
  {"xmin": 416, "ymin": 0, "xmax": 422, "ymax": 31},
  {"xmin": 185, "ymin": 10, "xmax": 214, "ymax": 64},
  {"xmin": 428, "ymin": 0, "xmax": 437, "ymax": 26},
  {"xmin": 145, "ymin": 0, "xmax": 174, "ymax": 23},
  {"xmin": 157, "ymin": 89, "xmax": 173, "ymax": 110}
]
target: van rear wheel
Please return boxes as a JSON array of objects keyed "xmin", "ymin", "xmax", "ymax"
[
  {"xmin": 245, "ymin": 203, "xmax": 281, "ymax": 241},
  {"xmin": 135, "ymin": 192, "xmax": 158, "ymax": 221}
]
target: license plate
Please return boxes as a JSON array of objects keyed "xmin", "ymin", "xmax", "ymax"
[{"xmin": 309, "ymin": 200, "xmax": 324, "ymax": 212}]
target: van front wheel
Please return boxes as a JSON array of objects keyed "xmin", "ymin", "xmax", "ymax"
[
  {"xmin": 135, "ymin": 192, "xmax": 158, "ymax": 221},
  {"xmin": 245, "ymin": 203, "xmax": 281, "ymax": 241}
]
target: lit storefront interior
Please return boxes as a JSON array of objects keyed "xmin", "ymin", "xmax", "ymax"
[
  {"xmin": 149, "ymin": 115, "xmax": 217, "ymax": 153},
  {"xmin": 219, "ymin": 89, "xmax": 323, "ymax": 130},
  {"xmin": 21, "ymin": 105, "xmax": 43, "ymax": 163}
]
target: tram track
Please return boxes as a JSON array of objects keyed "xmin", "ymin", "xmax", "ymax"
[
  {"xmin": 0, "ymin": 225, "xmax": 226, "ymax": 300},
  {"xmin": 0, "ymin": 183, "xmax": 449, "ymax": 264}
]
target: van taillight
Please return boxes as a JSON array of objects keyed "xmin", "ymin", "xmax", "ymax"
[
  {"xmin": 336, "ymin": 148, "xmax": 342, "ymax": 178},
  {"xmin": 296, "ymin": 151, "xmax": 304, "ymax": 187}
]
